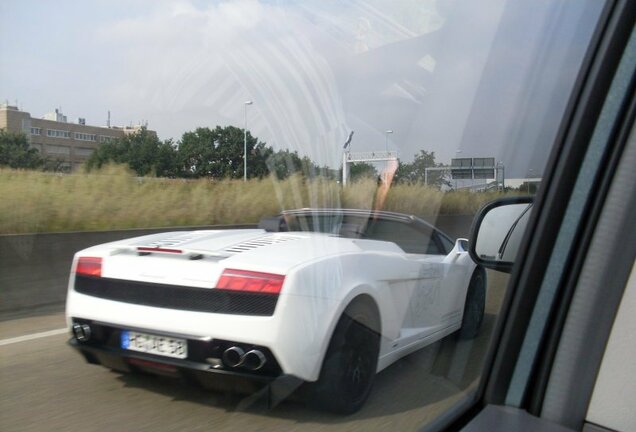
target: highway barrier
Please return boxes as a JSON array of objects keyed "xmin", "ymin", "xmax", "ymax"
[{"xmin": 0, "ymin": 215, "xmax": 474, "ymax": 318}]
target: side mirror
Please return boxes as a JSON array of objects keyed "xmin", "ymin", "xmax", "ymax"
[
  {"xmin": 469, "ymin": 197, "xmax": 533, "ymax": 273},
  {"xmin": 453, "ymin": 238, "xmax": 469, "ymax": 253}
]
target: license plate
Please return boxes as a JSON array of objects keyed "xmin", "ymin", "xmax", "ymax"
[{"xmin": 120, "ymin": 330, "xmax": 187, "ymax": 359}]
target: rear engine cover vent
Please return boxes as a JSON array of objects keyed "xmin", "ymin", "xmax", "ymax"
[
  {"xmin": 137, "ymin": 232, "xmax": 206, "ymax": 249},
  {"xmin": 225, "ymin": 235, "xmax": 302, "ymax": 254}
]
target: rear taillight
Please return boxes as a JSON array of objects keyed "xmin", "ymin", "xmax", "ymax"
[
  {"xmin": 76, "ymin": 257, "xmax": 102, "ymax": 277},
  {"xmin": 217, "ymin": 269, "xmax": 285, "ymax": 294}
]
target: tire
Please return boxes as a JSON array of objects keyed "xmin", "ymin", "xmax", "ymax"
[
  {"xmin": 459, "ymin": 268, "xmax": 486, "ymax": 340},
  {"xmin": 309, "ymin": 299, "xmax": 380, "ymax": 414}
]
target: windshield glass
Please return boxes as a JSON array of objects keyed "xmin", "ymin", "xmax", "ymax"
[{"xmin": 0, "ymin": 0, "xmax": 605, "ymax": 430}]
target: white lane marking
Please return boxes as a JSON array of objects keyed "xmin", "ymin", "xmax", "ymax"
[{"xmin": 0, "ymin": 328, "xmax": 68, "ymax": 347}]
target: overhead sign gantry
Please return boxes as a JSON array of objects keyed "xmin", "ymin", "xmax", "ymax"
[
  {"xmin": 341, "ymin": 130, "xmax": 399, "ymax": 186},
  {"xmin": 342, "ymin": 150, "xmax": 398, "ymax": 186}
]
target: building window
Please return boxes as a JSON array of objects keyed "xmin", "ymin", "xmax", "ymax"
[
  {"xmin": 98, "ymin": 135, "xmax": 116, "ymax": 143},
  {"xmin": 74, "ymin": 132, "xmax": 97, "ymax": 142},
  {"xmin": 46, "ymin": 129, "xmax": 71, "ymax": 139},
  {"xmin": 45, "ymin": 144, "xmax": 71, "ymax": 155},
  {"xmin": 30, "ymin": 127, "xmax": 42, "ymax": 136},
  {"xmin": 75, "ymin": 147, "xmax": 94, "ymax": 157}
]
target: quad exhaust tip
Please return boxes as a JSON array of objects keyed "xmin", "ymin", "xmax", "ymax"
[
  {"xmin": 222, "ymin": 346, "xmax": 245, "ymax": 367},
  {"xmin": 222, "ymin": 346, "xmax": 267, "ymax": 370},
  {"xmin": 73, "ymin": 323, "xmax": 91, "ymax": 342},
  {"xmin": 243, "ymin": 349, "xmax": 266, "ymax": 371}
]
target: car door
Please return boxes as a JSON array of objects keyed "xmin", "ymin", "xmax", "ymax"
[
  {"xmin": 407, "ymin": 229, "xmax": 471, "ymax": 332},
  {"xmin": 366, "ymin": 219, "xmax": 449, "ymax": 339}
]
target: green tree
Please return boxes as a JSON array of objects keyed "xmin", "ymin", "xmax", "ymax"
[
  {"xmin": 177, "ymin": 127, "xmax": 218, "ymax": 178},
  {"xmin": 86, "ymin": 128, "xmax": 178, "ymax": 177},
  {"xmin": 395, "ymin": 150, "xmax": 450, "ymax": 188},
  {"xmin": 300, "ymin": 157, "xmax": 336, "ymax": 179},
  {"xmin": 0, "ymin": 130, "xmax": 43, "ymax": 169},
  {"xmin": 178, "ymin": 126, "xmax": 271, "ymax": 179},
  {"xmin": 265, "ymin": 149, "xmax": 331, "ymax": 180},
  {"xmin": 349, "ymin": 162, "xmax": 378, "ymax": 181},
  {"xmin": 518, "ymin": 181, "xmax": 539, "ymax": 194},
  {"xmin": 266, "ymin": 149, "xmax": 302, "ymax": 179},
  {"xmin": 43, "ymin": 158, "xmax": 69, "ymax": 172}
]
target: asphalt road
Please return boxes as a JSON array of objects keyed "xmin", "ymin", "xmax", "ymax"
[{"xmin": 0, "ymin": 272, "xmax": 508, "ymax": 432}]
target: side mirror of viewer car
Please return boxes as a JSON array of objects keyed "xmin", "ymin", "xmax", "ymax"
[{"xmin": 469, "ymin": 197, "xmax": 534, "ymax": 273}]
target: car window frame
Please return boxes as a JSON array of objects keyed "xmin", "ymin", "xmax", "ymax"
[{"xmin": 423, "ymin": 1, "xmax": 635, "ymax": 430}]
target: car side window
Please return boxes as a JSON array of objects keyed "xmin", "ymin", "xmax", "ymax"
[
  {"xmin": 365, "ymin": 219, "xmax": 438, "ymax": 255},
  {"xmin": 427, "ymin": 232, "xmax": 446, "ymax": 255},
  {"xmin": 437, "ymin": 233, "xmax": 456, "ymax": 255}
]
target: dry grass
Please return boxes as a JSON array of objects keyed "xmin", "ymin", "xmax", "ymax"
[{"xmin": 0, "ymin": 166, "xmax": 506, "ymax": 234}]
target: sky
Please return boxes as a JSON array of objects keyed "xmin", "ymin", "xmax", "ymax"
[{"xmin": 0, "ymin": 0, "xmax": 603, "ymax": 174}]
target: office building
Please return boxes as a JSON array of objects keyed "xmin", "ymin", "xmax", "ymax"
[{"xmin": 0, "ymin": 104, "xmax": 155, "ymax": 171}]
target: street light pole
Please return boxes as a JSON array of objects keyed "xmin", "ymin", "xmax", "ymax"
[
  {"xmin": 455, "ymin": 149, "xmax": 462, "ymax": 190},
  {"xmin": 243, "ymin": 100, "xmax": 253, "ymax": 182},
  {"xmin": 385, "ymin": 129, "xmax": 393, "ymax": 153},
  {"xmin": 384, "ymin": 130, "xmax": 393, "ymax": 181}
]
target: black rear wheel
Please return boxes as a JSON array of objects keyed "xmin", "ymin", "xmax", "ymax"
[{"xmin": 309, "ymin": 300, "xmax": 380, "ymax": 414}]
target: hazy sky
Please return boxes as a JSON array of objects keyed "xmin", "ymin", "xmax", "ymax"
[{"xmin": 1, "ymin": 0, "xmax": 603, "ymax": 174}]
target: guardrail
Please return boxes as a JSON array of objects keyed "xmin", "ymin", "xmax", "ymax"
[
  {"xmin": 0, "ymin": 225, "xmax": 254, "ymax": 319},
  {"xmin": 0, "ymin": 215, "xmax": 474, "ymax": 319}
]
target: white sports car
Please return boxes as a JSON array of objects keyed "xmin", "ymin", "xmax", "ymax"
[{"xmin": 66, "ymin": 208, "xmax": 485, "ymax": 413}]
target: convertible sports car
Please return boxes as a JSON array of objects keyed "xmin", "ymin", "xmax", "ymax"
[{"xmin": 66, "ymin": 208, "xmax": 485, "ymax": 413}]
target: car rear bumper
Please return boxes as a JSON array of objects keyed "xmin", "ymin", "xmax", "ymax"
[
  {"xmin": 71, "ymin": 337, "xmax": 275, "ymax": 379},
  {"xmin": 68, "ymin": 318, "xmax": 285, "ymax": 382},
  {"xmin": 69, "ymin": 338, "xmax": 307, "ymax": 407},
  {"xmin": 66, "ymin": 288, "xmax": 340, "ymax": 381}
]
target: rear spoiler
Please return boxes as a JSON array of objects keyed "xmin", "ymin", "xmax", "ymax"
[{"xmin": 110, "ymin": 245, "xmax": 231, "ymax": 260}]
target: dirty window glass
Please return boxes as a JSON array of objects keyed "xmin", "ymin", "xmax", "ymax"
[{"xmin": 0, "ymin": 1, "xmax": 605, "ymax": 431}]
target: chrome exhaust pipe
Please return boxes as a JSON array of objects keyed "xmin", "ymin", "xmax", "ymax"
[
  {"xmin": 222, "ymin": 346, "xmax": 245, "ymax": 367},
  {"xmin": 72, "ymin": 323, "xmax": 91, "ymax": 342},
  {"xmin": 243, "ymin": 349, "xmax": 266, "ymax": 371}
]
